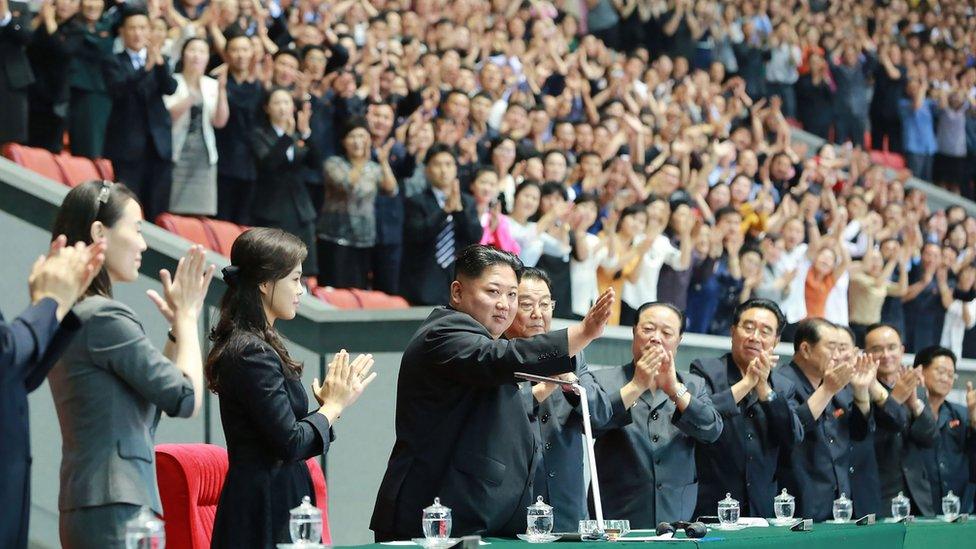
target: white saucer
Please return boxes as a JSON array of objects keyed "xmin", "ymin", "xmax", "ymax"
[
  {"xmin": 712, "ymin": 523, "xmax": 745, "ymax": 531},
  {"xmin": 825, "ymin": 519, "xmax": 853, "ymax": 524},
  {"xmin": 411, "ymin": 538, "xmax": 459, "ymax": 548},
  {"xmin": 769, "ymin": 517, "xmax": 796, "ymax": 526},
  {"xmin": 276, "ymin": 544, "xmax": 328, "ymax": 549},
  {"xmin": 516, "ymin": 534, "xmax": 562, "ymax": 543}
]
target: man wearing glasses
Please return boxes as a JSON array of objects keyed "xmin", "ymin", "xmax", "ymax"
[
  {"xmin": 915, "ymin": 346, "xmax": 976, "ymax": 515},
  {"xmin": 504, "ymin": 267, "xmax": 616, "ymax": 532},
  {"xmin": 690, "ymin": 298, "xmax": 804, "ymax": 519},
  {"xmin": 863, "ymin": 323, "xmax": 938, "ymax": 516},
  {"xmin": 591, "ymin": 302, "xmax": 723, "ymax": 527}
]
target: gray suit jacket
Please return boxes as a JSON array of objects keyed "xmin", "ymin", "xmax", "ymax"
[
  {"xmin": 592, "ymin": 365, "xmax": 723, "ymax": 527},
  {"xmin": 48, "ymin": 296, "xmax": 194, "ymax": 514}
]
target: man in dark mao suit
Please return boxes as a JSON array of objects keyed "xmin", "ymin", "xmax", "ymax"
[
  {"xmin": 1, "ymin": 238, "xmax": 102, "ymax": 549},
  {"xmin": 0, "ymin": 0, "xmax": 34, "ymax": 143},
  {"xmin": 864, "ymin": 323, "xmax": 939, "ymax": 516},
  {"xmin": 370, "ymin": 245, "xmax": 615, "ymax": 541},
  {"xmin": 505, "ymin": 267, "xmax": 617, "ymax": 532},
  {"xmin": 690, "ymin": 298, "xmax": 804, "ymax": 519},
  {"xmin": 776, "ymin": 320, "xmax": 876, "ymax": 522}
]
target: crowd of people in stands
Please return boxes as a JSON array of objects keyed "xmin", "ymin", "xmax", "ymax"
[{"xmin": 3, "ymin": 0, "xmax": 976, "ymax": 354}]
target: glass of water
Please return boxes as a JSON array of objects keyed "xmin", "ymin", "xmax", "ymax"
[
  {"xmin": 526, "ymin": 496, "xmax": 554, "ymax": 538},
  {"xmin": 718, "ymin": 493, "xmax": 740, "ymax": 528},
  {"xmin": 124, "ymin": 506, "xmax": 166, "ymax": 549},
  {"xmin": 422, "ymin": 498, "xmax": 453, "ymax": 541},
  {"xmin": 942, "ymin": 490, "xmax": 961, "ymax": 522},
  {"xmin": 833, "ymin": 493, "xmax": 853, "ymax": 523},
  {"xmin": 289, "ymin": 496, "xmax": 323, "ymax": 544}
]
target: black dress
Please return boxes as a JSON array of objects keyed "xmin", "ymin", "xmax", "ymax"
[{"xmin": 211, "ymin": 336, "xmax": 332, "ymax": 548}]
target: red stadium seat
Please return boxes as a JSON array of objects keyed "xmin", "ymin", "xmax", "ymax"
[
  {"xmin": 2, "ymin": 143, "xmax": 66, "ymax": 184},
  {"xmin": 53, "ymin": 154, "xmax": 101, "ymax": 187},
  {"xmin": 870, "ymin": 150, "xmax": 906, "ymax": 170},
  {"xmin": 350, "ymin": 289, "xmax": 409, "ymax": 309},
  {"xmin": 155, "ymin": 444, "xmax": 330, "ymax": 548},
  {"xmin": 155, "ymin": 213, "xmax": 219, "ymax": 252},
  {"xmin": 312, "ymin": 286, "xmax": 362, "ymax": 309},
  {"xmin": 201, "ymin": 218, "xmax": 247, "ymax": 256},
  {"xmin": 93, "ymin": 158, "xmax": 114, "ymax": 180}
]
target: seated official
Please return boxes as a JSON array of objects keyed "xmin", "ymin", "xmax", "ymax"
[
  {"xmin": 691, "ymin": 298, "xmax": 804, "ymax": 519},
  {"xmin": 370, "ymin": 245, "xmax": 614, "ymax": 540},
  {"xmin": 776, "ymin": 319, "xmax": 876, "ymax": 521},
  {"xmin": 505, "ymin": 267, "xmax": 616, "ymax": 532},
  {"xmin": 916, "ymin": 346, "xmax": 976, "ymax": 515},
  {"xmin": 592, "ymin": 302, "xmax": 723, "ymax": 527},
  {"xmin": 864, "ymin": 323, "xmax": 939, "ymax": 516},
  {"xmin": 207, "ymin": 228, "xmax": 376, "ymax": 548}
]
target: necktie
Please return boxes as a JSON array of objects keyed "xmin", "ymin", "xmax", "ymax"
[
  {"xmin": 434, "ymin": 217, "xmax": 455, "ymax": 269},
  {"xmin": 132, "ymin": 54, "xmax": 144, "ymax": 69}
]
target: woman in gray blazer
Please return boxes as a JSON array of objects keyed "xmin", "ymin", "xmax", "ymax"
[{"xmin": 47, "ymin": 180, "xmax": 215, "ymax": 548}]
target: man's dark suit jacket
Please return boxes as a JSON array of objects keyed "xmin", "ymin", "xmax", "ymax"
[
  {"xmin": 690, "ymin": 353, "xmax": 804, "ymax": 519},
  {"xmin": 370, "ymin": 307, "xmax": 575, "ymax": 540},
  {"xmin": 849, "ymin": 393, "xmax": 904, "ymax": 516},
  {"xmin": 776, "ymin": 361, "xmax": 873, "ymax": 521},
  {"xmin": 399, "ymin": 188, "xmax": 483, "ymax": 305},
  {"xmin": 875, "ymin": 383, "xmax": 938, "ymax": 516},
  {"xmin": 0, "ymin": 2, "xmax": 33, "ymax": 91},
  {"xmin": 102, "ymin": 51, "xmax": 177, "ymax": 163},
  {"xmin": 1, "ymin": 299, "xmax": 79, "ymax": 549},
  {"xmin": 921, "ymin": 401, "xmax": 976, "ymax": 515}
]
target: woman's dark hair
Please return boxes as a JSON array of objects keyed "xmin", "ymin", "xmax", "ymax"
[
  {"xmin": 51, "ymin": 180, "xmax": 139, "ymax": 299},
  {"xmin": 618, "ymin": 203, "xmax": 647, "ymax": 231},
  {"xmin": 262, "ymin": 86, "xmax": 294, "ymax": 121},
  {"xmin": 177, "ymin": 37, "xmax": 209, "ymax": 72},
  {"xmin": 206, "ymin": 228, "xmax": 308, "ymax": 393},
  {"xmin": 339, "ymin": 116, "xmax": 370, "ymax": 149}
]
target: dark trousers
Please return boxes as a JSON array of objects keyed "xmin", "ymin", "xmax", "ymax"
[
  {"xmin": 905, "ymin": 153, "xmax": 933, "ymax": 182},
  {"xmin": 619, "ymin": 301, "xmax": 639, "ymax": 327},
  {"xmin": 870, "ymin": 111, "xmax": 903, "ymax": 153},
  {"xmin": 113, "ymin": 153, "xmax": 173, "ymax": 223},
  {"xmin": 370, "ymin": 243, "xmax": 402, "ymax": 295},
  {"xmin": 317, "ymin": 240, "xmax": 371, "ymax": 289},
  {"xmin": 216, "ymin": 175, "xmax": 256, "ymax": 225},
  {"xmin": 27, "ymin": 104, "xmax": 65, "ymax": 153},
  {"xmin": 0, "ymin": 82, "xmax": 28, "ymax": 144},
  {"xmin": 60, "ymin": 503, "xmax": 142, "ymax": 549},
  {"xmin": 834, "ymin": 111, "xmax": 866, "ymax": 147}
]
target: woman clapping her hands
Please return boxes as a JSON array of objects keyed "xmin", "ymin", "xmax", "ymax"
[{"xmin": 206, "ymin": 227, "xmax": 376, "ymax": 548}]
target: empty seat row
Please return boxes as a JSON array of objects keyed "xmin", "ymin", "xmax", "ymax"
[{"xmin": 3, "ymin": 142, "xmax": 113, "ymax": 186}]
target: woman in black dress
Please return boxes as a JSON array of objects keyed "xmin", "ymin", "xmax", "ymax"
[{"xmin": 207, "ymin": 227, "xmax": 376, "ymax": 548}]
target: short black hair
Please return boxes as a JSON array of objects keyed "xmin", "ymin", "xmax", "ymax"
[
  {"xmin": 273, "ymin": 49, "xmax": 300, "ymax": 63},
  {"xmin": 634, "ymin": 301, "xmax": 685, "ymax": 334},
  {"xmin": 793, "ymin": 318, "xmax": 835, "ymax": 353},
  {"xmin": 574, "ymin": 192, "xmax": 599, "ymax": 207},
  {"xmin": 539, "ymin": 181, "xmax": 567, "ymax": 200},
  {"xmin": 454, "ymin": 244, "xmax": 524, "ymax": 282},
  {"xmin": 714, "ymin": 205, "xmax": 742, "ymax": 224},
  {"xmin": 120, "ymin": 6, "xmax": 149, "ymax": 23},
  {"xmin": 339, "ymin": 116, "xmax": 370, "ymax": 142},
  {"xmin": 424, "ymin": 142, "xmax": 456, "ymax": 165},
  {"xmin": 914, "ymin": 345, "xmax": 957, "ymax": 369},
  {"xmin": 732, "ymin": 298, "xmax": 786, "ymax": 336},
  {"xmin": 520, "ymin": 267, "xmax": 552, "ymax": 292},
  {"xmin": 864, "ymin": 322, "xmax": 900, "ymax": 342}
]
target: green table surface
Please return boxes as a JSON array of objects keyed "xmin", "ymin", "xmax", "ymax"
[{"xmin": 344, "ymin": 519, "xmax": 976, "ymax": 549}]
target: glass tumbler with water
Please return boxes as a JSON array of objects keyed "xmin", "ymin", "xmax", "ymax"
[
  {"xmin": 124, "ymin": 506, "xmax": 166, "ymax": 549},
  {"xmin": 942, "ymin": 490, "xmax": 961, "ymax": 522},
  {"xmin": 718, "ymin": 493, "xmax": 740, "ymax": 528},
  {"xmin": 891, "ymin": 491, "xmax": 911, "ymax": 521},
  {"xmin": 423, "ymin": 497, "xmax": 453, "ymax": 540},
  {"xmin": 289, "ymin": 495, "xmax": 323, "ymax": 544},
  {"xmin": 773, "ymin": 489, "xmax": 795, "ymax": 523},
  {"xmin": 526, "ymin": 496, "xmax": 554, "ymax": 538},
  {"xmin": 833, "ymin": 493, "xmax": 853, "ymax": 522}
]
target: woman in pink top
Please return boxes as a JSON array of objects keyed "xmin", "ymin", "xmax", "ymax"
[{"xmin": 469, "ymin": 166, "xmax": 521, "ymax": 255}]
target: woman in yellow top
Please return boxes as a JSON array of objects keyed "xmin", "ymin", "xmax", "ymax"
[{"xmin": 597, "ymin": 204, "xmax": 653, "ymax": 325}]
